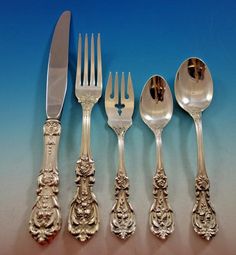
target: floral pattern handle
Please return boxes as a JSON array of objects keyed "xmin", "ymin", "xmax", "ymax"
[
  {"xmin": 192, "ymin": 175, "xmax": 219, "ymax": 240},
  {"xmin": 110, "ymin": 128, "xmax": 136, "ymax": 239},
  {"xmin": 68, "ymin": 154, "xmax": 99, "ymax": 241},
  {"xmin": 149, "ymin": 168, "xmax": 174, "ymax": 239},
  {"xmin": 29, "ymin": 120, "xmax": 62, "ymax": 244},
  {"xmin": 110, "ymin": 172, "xmax": 136, "ymax": 239}
]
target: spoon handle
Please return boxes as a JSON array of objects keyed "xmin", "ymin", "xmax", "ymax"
[
  {"xmin": 149, "ymin": 131, "xmax": 174, "ymax": 239},
  {"xmin": 192, "ymin": 113, "xmax": 218, "ymax": 240}
]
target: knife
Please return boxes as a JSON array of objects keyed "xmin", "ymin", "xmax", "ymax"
[{"xmin": 29, "ymin": 11, "xmax": 71, "ymax": 244}]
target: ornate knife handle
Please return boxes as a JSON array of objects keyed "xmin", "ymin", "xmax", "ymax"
[
  {"xmin": 149, "ymin": 167, "xmax": 174, "ymax": 239},
  {"xmin": 192, "ymin": 174, "xmax": 218, "ymax": 240},
  {"xmin": 29, "ymin": 119, "xmax": 62, "ymax": 244}
]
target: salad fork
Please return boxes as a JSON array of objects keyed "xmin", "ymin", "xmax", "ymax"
[
  {"xmin": 68, "ymin": 34, "xmax": 102, "ymax": 241},
  {"xmin": 105, "ymin": 72, "xmax": 136, "ymax": 239}
]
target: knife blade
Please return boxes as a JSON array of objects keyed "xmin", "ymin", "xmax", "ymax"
[
  {"xmin": 47, "ymin": 10, "xmax": 70, "ymax": 119},
  {"xmin": 29, "ymin": 11, "xmax": 71, "ymax": 244}
]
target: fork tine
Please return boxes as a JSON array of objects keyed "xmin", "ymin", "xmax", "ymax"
[
  {"xmin": 75, "ymin": 34, "xmax": 82, "ymax": 89},
  {"xmin": 127, "ymin": 72, "xmax": 134, "ymax": 101},
  {"xmin": 114, "ymin": 72, "xmax": 119, "ymax": 103},
  {"xmin": 90, "ymin": 34, "xmax": 95, "ymax": 86},
  {"xmin": 83, "ymin": 34, "xmax": 88, "ymax": 86},
  {"xmin": 97, "ymin": 33, "xmax": 102, "ymax": 88},
  {"xmin": 121, "ymin": 72, "xmax": 125, "ymax": 103},
  {"xmin": 105, "ymin": 72, "xmax": 112, "ymax": 99}
]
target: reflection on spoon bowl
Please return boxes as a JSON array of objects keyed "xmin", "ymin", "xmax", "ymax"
[
  {"xmin": 175, "ymin": 57, "xmax": 213, "ymax": 115},
  {"xmin": 140, "ymin": 75, "xmax": 173, "ymax": 131}
]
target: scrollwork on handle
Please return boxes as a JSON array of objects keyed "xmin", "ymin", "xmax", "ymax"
[
  {"xmin": 149, "ymin": 168, "xmax": 174, "ymax": 239},
  {"xmin": 192, "ymin": 175, "xmax": 218, "ymax": 240},
  {"xmin": 29, "ymin": 120, "xmax": 62, "ymax": 244},
  {"xmin": 68, "ymin": 154, "xmax": 99, "ymax": 241},
  {"xmin": 110, "ymin": 172, "xmax": 136, "ymax": 239}
]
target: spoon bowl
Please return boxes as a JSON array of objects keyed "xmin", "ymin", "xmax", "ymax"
[
  {"xmin": 140, "ymin": 75, "xmax": 173, "ymax": 131},
  {"xmin": 175, "ymin": 57, "xmax": 213, "ymax": 115}
]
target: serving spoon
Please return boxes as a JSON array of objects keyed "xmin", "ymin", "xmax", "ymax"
[
  {"xmin": 140, "ymin": 75, "xmax": 174, "ymax": 239},
  {"xmin": 175, "ymin": 57, "xmax": 218, "ymax": 240}
]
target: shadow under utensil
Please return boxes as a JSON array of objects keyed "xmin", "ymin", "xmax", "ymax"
[
  {"xmin": 105, "ymin": 223, "xmax": 137, "ymax": 255},
  {"xmin": 144, "ymin": 224, "xmax": 167, "ymax": 255},
  {"xmin": 63, "ymin": 223, "xmax": 106, "ymax": 255},
  {"xmin": 188, "ymin": 225, "xmax": 210, "ymax": 255},
  {"xmin": 62, "ymin": 227, "xmax": 86, "ymax": 254},
  {"xmin": 105, "ymin": 122, "xmax": 117, "ymax": 201},
  {"xmin": 137, "ymin": 114, "xmax": 154, "ymax": 201},
  {"xmin": 174, "ymin": 98, "xmax": 195, "ymax": 199},
  {"xmin": 188, "ymin": 222, "xmax": 229, "ymax": 255},
  {"xmin": 144, "ymin": 194, "xmax": 182, "ymax": 255},
  {"xmin": 64, "ymin": 23, "xmax": 81, "ymax": 198}
]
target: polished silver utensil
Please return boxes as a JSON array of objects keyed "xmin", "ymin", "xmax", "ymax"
[
  {"xmin": 140, "ymin": 75, "xmax": 174, "ymax": 239},
  {"xmin": 68, "ymin": 34, "xmax": 102, "ymax": 241},
  {"xmin": 175, "ymin": 57, "xmax": 218, "ymax": 240},
  {"xmin": 29, "ymin": 11, "xmax": 71, "ymax": 244},
  {"xmin": 105, "ymin": 72, "xmax": 136, "ymax": 239}
]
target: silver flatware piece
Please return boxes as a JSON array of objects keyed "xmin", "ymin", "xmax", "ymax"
[
  {"xmin": 68, "ymin": 34, "xmax": 102, "ymax": 241},
  {"xmin": 29, "ymin": 11, "xmax": 71, "ymax": 244},
  {"xmin": 140, "ymin": 75, "xmax": 174, "ymax": 239},
  {"xmin": 175, "ymin": 57, "xmax": 218, "ymax": 240},
  {"xmin": 105, "ymin": 72, "xmax": 136, "ymax": 239}
]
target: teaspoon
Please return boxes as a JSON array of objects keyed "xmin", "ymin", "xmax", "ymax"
[
  {"xmin": 174, "ymin": 57, "xmax": 218, "ymax": 240},
  {"xmin": 140, "ymin": 75, "xmax": 174, "ymax": 239}
]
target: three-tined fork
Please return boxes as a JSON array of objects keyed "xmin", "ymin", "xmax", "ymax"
[
  {"xmin": 105, "ymin": 72, "xmax": 136, "ymax": 239},
  {"xmin": 68, "ymin": 33, "xmax": 102, "ymax": 242}
]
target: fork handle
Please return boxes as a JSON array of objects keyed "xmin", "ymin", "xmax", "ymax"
[
  {"xmin": 110, "ymin": 128, "xmax": 136, "ymax": 239},
  {"xmin": 68, "ymin": 103, "xmax": 99, "ymax": 241},
  {"xmin": 80, "ymin": 104, "xmax": 92, "ymax": 155},
  {"xmin": 68, "ymin": 154, "xmax": 99, "ymax": 241},
  {"xmin": 29, "ymin": 119, "xmax": 62, "ymax": 244}
]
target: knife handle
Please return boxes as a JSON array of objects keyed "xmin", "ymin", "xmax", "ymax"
[{"xmin": 29, "ymin": 119, "xmax": 62, "ymax": 244}]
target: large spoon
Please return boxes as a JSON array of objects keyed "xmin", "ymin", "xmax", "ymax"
[
  {"xmin": 175, "ymin": 57, "xmax": 218, "ymax": 240},
  {"xmin": 140, "ymin": 75, "xmax": 174, "ymax": 239}
]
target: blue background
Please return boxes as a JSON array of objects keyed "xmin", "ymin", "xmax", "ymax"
[{"xmin": 0, "ymin": 1, "xmax": 236, "ymax": 255}]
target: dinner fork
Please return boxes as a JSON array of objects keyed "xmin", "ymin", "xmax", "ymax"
[
  {"xmin": 68, "ymin": 34, "xmax": 102, "ymax": 241},
  {"xmin": 105, "ymin": 72, "xmax": 136, "ymax": 239}
]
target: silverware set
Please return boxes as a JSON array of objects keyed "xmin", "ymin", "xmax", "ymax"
[{"xmin": 29, "ymin": 11, "xmax": 218, "ymax": 244}]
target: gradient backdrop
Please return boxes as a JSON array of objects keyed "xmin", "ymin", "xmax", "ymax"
[{"xmin": 0, "ymin": 0, "xmax": 236, "ymax": 254}]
